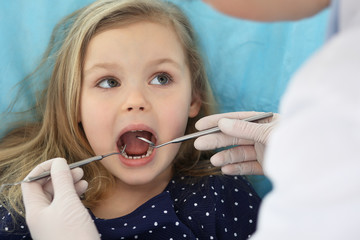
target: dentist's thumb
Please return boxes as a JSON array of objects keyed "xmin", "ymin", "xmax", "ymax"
[{"xmin": 218, "ymin": 117, "xmax": 276, "ymax": 145}]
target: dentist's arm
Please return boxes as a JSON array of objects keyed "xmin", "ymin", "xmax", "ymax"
[
  {"xmin": 194, "ymin": 111, "xmax": 278, "ymax": 175},
  {"xmin": 21, "ymin": 158, "xmax": 99, "ymax": 240},
  {"xmin": 203, "ymin": 0, "xmax": 330, "ymax": 21}
]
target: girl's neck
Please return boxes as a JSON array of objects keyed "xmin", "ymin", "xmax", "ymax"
[{"xmin": 91, "ymin": 170, "xmax": 172, "ymax": 219}]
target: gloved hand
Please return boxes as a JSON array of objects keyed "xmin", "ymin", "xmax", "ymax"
[
  {"xmin": 194, "ymin": 111, "xmax": 278, "ymax": 175},
  {"xmin": 21, "ymin": 158, "xmax": 100, "ymax": 240}
]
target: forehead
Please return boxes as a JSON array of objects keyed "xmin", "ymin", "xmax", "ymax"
[{"xmin": 83, "ymin": 21, "xmax": 187, "ymax": 70}]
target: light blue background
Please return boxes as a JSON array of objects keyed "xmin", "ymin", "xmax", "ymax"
[{"xmin": 0, "ymin": 0, "xmax": 329, "ymax": 197}]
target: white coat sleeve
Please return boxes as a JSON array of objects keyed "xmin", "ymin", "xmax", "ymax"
[{"xmin": 251, "ymin": 26, "xmax": 360, "ymax": 239}]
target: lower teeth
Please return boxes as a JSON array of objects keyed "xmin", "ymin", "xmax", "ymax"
[{"xmin": 121, "ymin": 146, "xmax": 154, "ymax": 159}]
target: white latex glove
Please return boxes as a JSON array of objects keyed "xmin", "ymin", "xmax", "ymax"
[
  {"xmin": 21, "ymin": 158, "xmax": 100, "ymax": 240},
  {"xmin": 194, "ymin": 111, "xmax": 278, "ymax": 175}
]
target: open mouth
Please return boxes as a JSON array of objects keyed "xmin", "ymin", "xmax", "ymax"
[{"xmin": 117, "ymin": 130, "xmax": 156, "ymax": 159}]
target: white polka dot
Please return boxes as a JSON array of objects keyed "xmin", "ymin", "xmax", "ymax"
[
  {"xmin": 203, "ymin": 196, "xmax": 207, "ymax": 199},
  {"xmin": 111, "ymin": 228, "xmax": 115, "ymax": 230},
  {"xmin": 183, "ymin": 234, "xmax": 187, "ymax": 237},
  {"xmin": 151, "ymin": 205, "xmax": 156, "ymax": 208},
  {"xmin": 206, "ymin": 212, "xmax": 210, "ymax": 216},
  {"xmin": 234, "ymin": 233, "xmax": 238, "ymax": 237},
  {"xmin": 234, "ymin": 188, "xmax": 239, "ymax": 192},
  {"xmin": 249, "ymin": 205, "xmax": 253, "ymax": 209},
  {"xmin": 214, "ymin": 192, "xmax": 218, "ymax": 196},
  {"xmin": 175, "ymin": 221, "xmax": 179, "ymax": 226},
  {"xmin": 134, "ymin": 235, "xmax": 138, "ymax": 239},
  {"xmin": 249, "ymin": 193, "xmax": 253, "ymax": 196},
  {"xmin": 99, "ymin": 234, "xmax": 102, "ymax": 237},
  {"xmin": 154, "ymin": 222, "xmax": 158, "ymax": 226},
  {"xmin": 224, "ymin": 228, "xmax": 228, "ymax": 232},
  {"xmin": 163, "ymin": 226, "xmax": 166, "ymax": 229},
  {"xmin": 194, "ymin": 203, "xmax": 198, "ymax": 207},
  {"xmin": 201, "ymin": 225, "xmax": 204, "ymax": 229},
  {"xmin": 133, "ymin": 226, "xmax": 136, "ymax": 229},
  {"xmin": 249, "ymin": 219, "xmax": 253, "ymax": 223},
  {"xmin": 210, "ymin": 236, "xmax": 214, "ymax": 239},
  {"xmin": 164, "ymin": 210, "xmax": 168, "ymax": 214},
  {"xmin": 20, "ymin": 225, "xmax": 24, "ymax": 229},
  {"xmin": 235, "ymin": 202, "xmax": 239, "ymax": 206},
  {"xmin": 149, "ymin": 230, "xmax": 153, "ymax": 233},
  {"xmin": 170, "ymin": 238, "xmax": 173, "ymax": 240},
  {"xmin": 234, "ymin": 217, "xmax": 238, "ymax": 221},
  {"xmin": 124, "ymin": 223, "xmax": 128, "ymax": 226},
  {"xmin": 143, "ymin": 215, "xmax": 147, "ymax": 218},
  {"xmin": 188, "ymin": 216, "xmax": 192, "ymax": 220},
  {"xmin": 5, "ymin": 227, "xmax": 8, "ymax": 231}
]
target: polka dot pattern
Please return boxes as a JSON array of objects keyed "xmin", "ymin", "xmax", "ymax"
[{"xmin": 0, "ymin": 175, "xmax": 260, "ymax": 239}]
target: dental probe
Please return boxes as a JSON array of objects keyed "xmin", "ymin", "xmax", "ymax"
[
  {"xmin": 138, "ymin": 112, "xmax": 273, "ymax": 148},
  {"xmin": 0, "ymin": 146, "xmax": 126, "ymax": 192}
]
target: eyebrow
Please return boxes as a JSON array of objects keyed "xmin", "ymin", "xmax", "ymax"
[
  {"xmin": 84, "ymin": 58, "xmax": 183, "ymax": 77},
  {"xmin": 83, "ymin": 62, "xmax": 120, "ymax": 77},
  {"xmin": 147, "ymin": 58, "xmax": 183, "ymax": 70}
]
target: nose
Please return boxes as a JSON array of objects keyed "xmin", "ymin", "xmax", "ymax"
[{"xmin": 122, "ymin": 87, "xmax": 150, "ymax": 112}]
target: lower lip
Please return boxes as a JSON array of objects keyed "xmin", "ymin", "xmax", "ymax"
[{"xmin": 117, "ymin": 150, "xmax": 156, "ymax": 167}]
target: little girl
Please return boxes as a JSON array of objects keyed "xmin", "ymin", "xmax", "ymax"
[{"xmin": 0, "ymin": 0, "xmax": 260, "ymax": 239}]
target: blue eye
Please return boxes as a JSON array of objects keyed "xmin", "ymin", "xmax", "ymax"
[
  {"xmin": 150, "ymin": 73, "xmax": 172, "ymax": 85},
  {"xmin": 97, "ymin": 78, "xmax": 120, "ymax": 89}
]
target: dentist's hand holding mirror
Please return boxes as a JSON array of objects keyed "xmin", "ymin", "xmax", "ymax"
[{"xmin": 194, "ymin": 111, "xmax": 278, "ymax": 175}]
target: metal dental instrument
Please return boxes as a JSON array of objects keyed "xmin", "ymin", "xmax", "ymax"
[
  {"xmin": 0, "ymin": 146, "xmax": 126, "ymax": 193},
  {"xmin": 137, "ymin": 112, "xmax": 273, "ymax": 149}
]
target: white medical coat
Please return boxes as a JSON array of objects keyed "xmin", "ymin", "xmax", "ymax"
[{"xmin": 252, "ymin": 0, "xmax": 360, "ymax": 239}]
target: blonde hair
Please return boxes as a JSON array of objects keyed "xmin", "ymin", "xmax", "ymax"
[{"xmin": 0, "ymin": 0, "xmax": 218, "ymax": 216}]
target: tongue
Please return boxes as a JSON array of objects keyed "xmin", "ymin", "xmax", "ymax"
[{"xmin": 120, "ymin": 131, "xmax": 152, "ymax": 156}]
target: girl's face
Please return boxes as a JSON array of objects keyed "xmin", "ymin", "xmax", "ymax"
[{"xmin": 80, "ymin": 21, "xmax": 201, "ymax": 187}]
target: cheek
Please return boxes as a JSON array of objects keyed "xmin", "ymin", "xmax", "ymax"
[
  {"xmin": 80, "ymin": 95, "xmax": 115, "ymax": 152},
  {"xmin": 159, "ymin": 97, "xmax": 192, "ymax": 136}
]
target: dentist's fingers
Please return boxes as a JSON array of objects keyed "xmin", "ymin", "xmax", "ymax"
[
  {"xmin": 22, "ymin": 159, "xmax": 57, "ymax": 208},
  {"xmin": 218, "ymin": 118, "xmax": 273, "ymax": 144},
  {"xmin": 43, "ymin": 167, "xmax": 86, "ymax": 196},
  {"xmin": 210, "ymin": 145, "xmax": 257, "ymax": 167},
  {"xmin": 221, "ymin": 161, "xmax": 264, "ymax": 175},
  {"xmin": 195, "ymin": 111, "xmax": 259, "ymax": 130},
  {"xmin": 194, "ymin": 133, "xmax": 254, "ymax": 150},
  {"xmin": 49, "ymin": 158, "xmax": 78, "ymax": 202}
]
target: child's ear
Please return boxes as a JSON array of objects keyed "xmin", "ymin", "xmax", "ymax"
[{"xmin": 188, "ymin": 94, "xmax": 202, "ymax": 118}]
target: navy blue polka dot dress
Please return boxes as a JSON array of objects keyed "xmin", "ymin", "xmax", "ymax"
[{"xmin": 0, "ymin": 175, "xmax": 260, "ymax": 240}]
